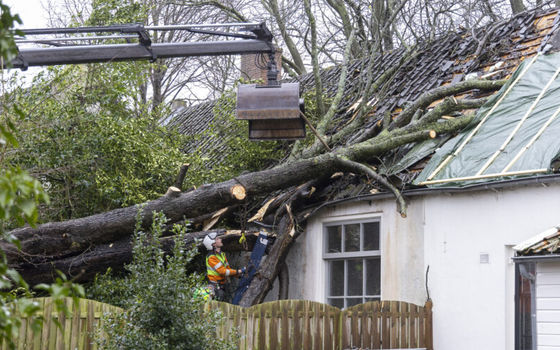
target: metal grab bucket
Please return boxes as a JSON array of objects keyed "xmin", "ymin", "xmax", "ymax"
[{"xmin": 236, "ymin": 82, "xmax": 305, "ymax": 140}]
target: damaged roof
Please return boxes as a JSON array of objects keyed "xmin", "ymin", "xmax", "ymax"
[
  {"xmin": 415, "ymin": 51, "xmax": 560, "ymax": 187},
  {"xmin": 514, "ymin": 225, "xmax": 560, "ymax": 256},
  {"xmin": 165, "ymin": 8, "xmax": 560, "ymax": 193}
]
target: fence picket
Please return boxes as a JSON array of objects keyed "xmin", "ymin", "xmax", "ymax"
[
  {"xmin": 303, "ymin": 301, "xmax": 311, "ymax": 350},
  {"xmin": 410, "ymin": 303, "xmax": 418, "ymax": 348},
  {"xmin": 372, "ymin": 301, "xmax": 380, "ymax": 349},
  {"xmin": 362, "ymin": 302, "xmax": 370, "ymax": 349},
  {"xmin": 425, "ymin": 300, "xmax": 433, "ymax": 350},
  {"xmin": 280, "ymin": 301, "xmax": 289, "ymax": 350},
  {"xmin": 323, "ymin": 305, "xmax": 331, "ymax": 350},
  {"xmin": 70, "ymin": 298, "xmax": 80, "ymax": 350},
  {"xmin": 418, "ymin": 301, "xmax": 426, "ymax": 348},
  {"xmin": 400, "ymin": 302, "xmax": 407, "ymax": 349},
  {"xmin": 353, "ymin": 307, "xmax": 360, "ymax": 347}
]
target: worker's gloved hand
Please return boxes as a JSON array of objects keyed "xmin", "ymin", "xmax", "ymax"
[{"xmin": 238, "ymin": 267, "xmax": 247, "ymax": 276}]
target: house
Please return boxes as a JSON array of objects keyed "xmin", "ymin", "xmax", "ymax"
[{"xmin": 168, "ymin": 7, "xmax": 560, "ymax": 350}]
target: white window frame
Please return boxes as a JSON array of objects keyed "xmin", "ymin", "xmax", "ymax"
[{"xmin": 322, "ymin": 217, "xmax": 381, "ymax": 308}]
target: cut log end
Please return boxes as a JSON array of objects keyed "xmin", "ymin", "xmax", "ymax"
[
  {"xmin": 429, "ymin": 130, "xmax": 437, "ymax": 138},
  {"xmin": 165, "ymin": 186, "xmax": 181, "ymax": 197},
  {"xmin": 231, "ymin": 184, "xmax": 247, "ymax": 200}
]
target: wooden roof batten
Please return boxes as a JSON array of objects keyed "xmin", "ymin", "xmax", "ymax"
[{"xmin": 419, "ymin": 10, "xmax": 560, "ymax": 186}]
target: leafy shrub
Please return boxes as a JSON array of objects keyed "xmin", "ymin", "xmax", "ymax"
[{"xmin": 92, "ymin": 211, "xmax": 236, "ymax": 350}]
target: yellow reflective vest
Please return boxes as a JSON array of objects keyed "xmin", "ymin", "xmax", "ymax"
[{"xmin": 206, "ymin": 252, "xmax": 238, "ymax": 284}]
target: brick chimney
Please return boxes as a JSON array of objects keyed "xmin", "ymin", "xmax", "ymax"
[{"xmin": 240, "ymin": 48, "xmax": 282, "ymax": 84}]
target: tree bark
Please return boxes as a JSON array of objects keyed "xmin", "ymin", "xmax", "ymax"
[
  {"xmin": 277, "ymin": 261, "xmax": 289, "ymax": 300},
  {"xmin": 174, "ymin": 163, "xmax": 190, "ymax": 190}
]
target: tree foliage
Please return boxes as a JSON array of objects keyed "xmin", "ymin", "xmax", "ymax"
[
  {"xmin": 3, "ymin": 64, "xmax": 189, "ymax": 223},
  {"xmin": 0, "ymin": 3, "xmax": 84, "ymax": 348}
]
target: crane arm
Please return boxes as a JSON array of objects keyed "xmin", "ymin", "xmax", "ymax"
[{"xmin": 6, "ymin": 22, "xmax": 275, "ymax": 70}]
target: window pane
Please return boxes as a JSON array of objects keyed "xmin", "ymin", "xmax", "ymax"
[
  {"xmin": 366, "ymin": 258, "xmax": 381, "ymax": 296},
  {"xmin": 344, "ymin": 224, "xmax": 360, "ymax": 252},
  {"xmin": 347, "ymin": 259, "xmax": 363, "ymax": 296},
  {"xmin": 328, "ymin": 298, "xmax": 344, "ymax": 309},
  {"xmin": 346, "ymin": 298, "xmax": 363, "ymax": 307},
  {"xmin": 365, "ymin": 297, "xmax": 380, "ymax": 303},
  {"xmin": 327, "ymin": 226, "xmax": 342, "ymax": 253},
  {"xmin": 329, "ymin": 260, "xmax": 344, "ymax": 296},
  {"xmin": 363, "ymin": 222, "xmax": 380, "ymax": 251}
]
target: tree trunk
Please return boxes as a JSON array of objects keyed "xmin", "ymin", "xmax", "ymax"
[
  {"xmin": 13, "ymin": 230, "xmax": 260, "ymax": 287},
  {"xmin": 509, "ymin": 0, "xmax": 526, "ymax": 14}
]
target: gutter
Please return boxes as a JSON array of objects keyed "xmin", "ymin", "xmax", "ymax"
[
  {"xmin": 512, "ymin": 254, "xmax": 560, "ymax": 263},
  {"xmin": 306, "ymin": 173, "xmax": 560, "ymax": 218}
]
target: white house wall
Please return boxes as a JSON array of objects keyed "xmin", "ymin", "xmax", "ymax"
[{"xmin": 285, "ymin": 181, "xmax": 560, "ymax": 350}]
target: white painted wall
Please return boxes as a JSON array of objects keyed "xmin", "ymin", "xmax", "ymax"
[
  {"xmin": 284, "ymin": 181, "xmax": 560, "ymax": 350},
  {"xmin": 286, "ymin": 197, "xmax": 426, "ymax": 305},
  {"xmin": 537, "ymin": 261, "xmax": 560, "ymax": 350}
]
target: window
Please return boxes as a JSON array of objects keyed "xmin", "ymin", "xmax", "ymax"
[{"xmin": 323, "ymin": 220, "xmax": 381, "ymax": 308}]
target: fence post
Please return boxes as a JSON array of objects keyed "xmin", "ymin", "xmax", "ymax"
[{"xmin": 425, "ymin": 300, "xmax": 433, "ymax": 350}]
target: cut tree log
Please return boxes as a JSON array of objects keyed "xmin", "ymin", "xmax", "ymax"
[
  {"xmin": 5, "ymin": 116, "xmax": 468, "ymax": 266},
  {"xmin": 231, "ymin": 184, "xmax": 247, "ymax": 200}
]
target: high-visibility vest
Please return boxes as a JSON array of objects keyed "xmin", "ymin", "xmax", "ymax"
[
  {"xmin": 206, "ymin": 252, "xmax": 237, "ymax": 284},
  {"xmin": 194, "ymin": 286, "xmax": 212, "ymax": 301}
]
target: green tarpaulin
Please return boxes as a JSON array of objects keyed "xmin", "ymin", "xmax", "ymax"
[{"xmin": 415, "ymin": 52, "xmax": 560, "ymax": 187}]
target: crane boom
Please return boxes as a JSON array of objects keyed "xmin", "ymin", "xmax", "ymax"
[
  {"xmin": 6, "ymin": 22, "xmax": 274, "ymax": 70},
  {"xmin": 5, "ymin": 21, "xmax": 307, "ymax": 140}
]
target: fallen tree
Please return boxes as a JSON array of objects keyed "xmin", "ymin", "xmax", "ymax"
[{"xmin": 3, "ymin": 74, "xmax": 505, "ymax": 305}]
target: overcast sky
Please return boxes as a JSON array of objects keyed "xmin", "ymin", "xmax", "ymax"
[
  {"xmin": 3, "ymin": 0, "xmax": 54, "ymax": 77},
  {"xmin": 4, "ymin": 0, "xmax": 50, "ymax": 28}
]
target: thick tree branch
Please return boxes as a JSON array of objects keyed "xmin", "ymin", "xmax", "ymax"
[
  {"xmin": 303, "ymin": 0, "xmax": 325, "ymax": 117},
  {"xmin": 239, "ymin": 214, "xmax": 296, "ymax": 306},
  {"xmin": 335, "ymin": 156, "xmax": 408, "ymax": 217},
  {"xmin": 390, "ymin": 79, "xmax": 506, "ymax": 129},
  {"xmin": 316, "ymin": 29, "xmax": 355, "ymax": 136},
  {"xmin": 173, "ymin": 163, "xmax": 190, "ymax": 190}
]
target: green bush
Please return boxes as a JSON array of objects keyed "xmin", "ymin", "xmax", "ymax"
[{"xmin": 92, "ymin": 211, "xmax": 236, "ymax": 350}]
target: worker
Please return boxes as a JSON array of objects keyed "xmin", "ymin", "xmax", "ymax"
[{"xmin": 202, "ymin": 232, "xmax": 246, "ymax": 301}]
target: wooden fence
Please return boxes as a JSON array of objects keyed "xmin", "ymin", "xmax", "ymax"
[
  {"xmin": 211, "ymin": 299, "xmax": 433, "ymax": 350},
  {"xmin": 5, "ymin": 298, "xmax": 431, "ymax": 350},
  {"xmin": 2, "ymin": 297, "xmax": 122, "ymax": 350}
]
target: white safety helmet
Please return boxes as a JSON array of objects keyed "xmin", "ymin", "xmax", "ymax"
[{"xmin": 202, "ymin": 232, "xmax": 218, "ymax": 251}]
